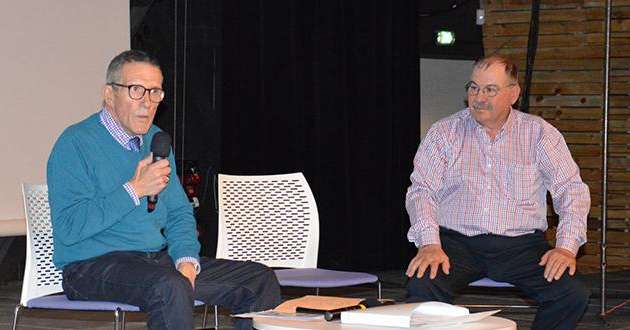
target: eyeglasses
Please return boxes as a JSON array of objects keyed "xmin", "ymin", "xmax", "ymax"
[
  {"xmin": 465, "ymin": 81, "xmax": 516, "ymax": 97},
  {"xmin": 108, "ymin": 83, "xmax": 165, "ymax": 103}
]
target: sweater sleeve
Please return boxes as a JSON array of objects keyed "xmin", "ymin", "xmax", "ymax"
[
  {"xmin": 162, "ymin": 151, "xmax": 201, "ymax": 263},
  {"xmin": 47, "ymin": 132, "xmax": 137, "ymax": 246}
]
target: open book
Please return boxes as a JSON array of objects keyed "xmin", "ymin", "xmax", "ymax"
[{"xmin": 340, "ymin": 302, "xmax": 500, "ymax": 328}]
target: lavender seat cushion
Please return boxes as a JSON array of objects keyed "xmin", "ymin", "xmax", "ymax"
[
  {"xmin": 469, "ymin": 277, "xmax": 514, "ymax": 288},
  {"xmin": 27, "ymin": 294, "xmax": 205, "ymax": 311},
  {"xmin": 275, "ymin": 268, "xmax": 378, "ymax": 288}
]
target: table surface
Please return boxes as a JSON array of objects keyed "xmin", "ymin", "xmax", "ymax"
[{"xmin": 253, "ymin": 315, "xmax": 517, "ymax": 330}]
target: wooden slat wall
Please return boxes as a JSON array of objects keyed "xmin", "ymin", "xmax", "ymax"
[{"xmin": 483, "ymin": 0, "xmax": 630, "ymax": 271}]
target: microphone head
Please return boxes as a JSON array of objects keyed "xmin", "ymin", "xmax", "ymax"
[
  {"xmin": 150, "ymin": 131, "xmax": 172, "ymax": 158},
  {"xmin": 360, "ymin": 298, "xmax": 384, "ymax": 308}
]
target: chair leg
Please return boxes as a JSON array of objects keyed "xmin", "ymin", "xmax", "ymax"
[
  {"xmin": 114, "ymin": 308, "xmax": 122, "ymax": 330},
  {"xmin": 214, "ymin": 305, "xmax": 219, "ymax": 329},
  {"xmin": 315, "ymin": 287, "xmax": 320, "ymax": 295},
  {"xmin": 12, "ymin": 304, "xmax": 22, "ymax": 330},
  {"xmin": 201, "ymin": 305, "xmax": 208, "ymax": 328},
  {"xmin": 377, "ymin": 281, "xmax": 382, "ymax": 300}
]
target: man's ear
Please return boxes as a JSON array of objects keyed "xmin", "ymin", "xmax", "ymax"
[
  {"xmin": 103, "ymin": 85, "xmax": 114, "ymax": 108},
  {"xmin": 510, "ymin": 84, "xmax": 521, "ymax": 105}
]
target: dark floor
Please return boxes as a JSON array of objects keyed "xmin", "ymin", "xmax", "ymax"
[{"xmin": 1, "ymin": 270, "xmax": 629, "ymax": 329}]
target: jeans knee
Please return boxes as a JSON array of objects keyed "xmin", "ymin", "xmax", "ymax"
[
  {"xmin": 262, "ymin": 263, "xmax": 279, "ymax": 282},
  {"xmin": 247, "ymin": 261, "xmax": 278, "ymax": 284},
  {"xmin": 250, "ymin": 261, "xmax": 271, "ymax": 273},
  {"xmin": 152, "ymin": 272, "xmax": 194, "ymax": 304},
  {"xmin": 406, "ymin": 275, "xmax": 454, "ymax": 303},
  {"xmin": 407, "ymin": 277, "xmax": 431, "ymax": 298},
  {"xmin": 243, "ymin": 261, "xmax": 281, "ymax": 309},
  {"xmin": 548, "ymin": 277, "xmax": 590, "ymax": 313},
  {"xmin": 568, "ymin": 281, "xmax": 590, "ymax": 308},
  {"xmin": 145, "ymin": 273, "xmax": 194, "ymax": 330}
]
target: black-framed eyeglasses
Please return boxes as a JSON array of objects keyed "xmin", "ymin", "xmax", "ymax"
[
  {"xmin": 465, "ymin": 81, "xmax": 516, "ymax": 98},
  {"xmin": 108, "ymin": 82, "xmax": 165, "ymax": 103}
]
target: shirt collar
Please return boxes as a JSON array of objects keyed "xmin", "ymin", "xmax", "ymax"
[
  {"xmin": 99, "ymin": 108, "xmax": 143, "ymax": 151},
  {"xmin": 466, "ymin": 107, "xmax": 518, "ymax": 139}
]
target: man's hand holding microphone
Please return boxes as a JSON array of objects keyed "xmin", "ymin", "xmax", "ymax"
[{"xmin": 128, "ymin": 132, "xmax": 172, "ymax": 212}]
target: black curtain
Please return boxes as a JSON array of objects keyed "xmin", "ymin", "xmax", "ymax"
[
  {"xmin": 132, "ymin": 0, "xmax": 222, "ymax": 257},
  {"xmin": 221, "ymin": 0, "xmax": 420, "ymax": 271}
]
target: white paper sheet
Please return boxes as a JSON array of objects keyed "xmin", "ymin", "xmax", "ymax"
[{"xmin": 412, "ymin": 310, "xmax": 501, "ymax": 327}]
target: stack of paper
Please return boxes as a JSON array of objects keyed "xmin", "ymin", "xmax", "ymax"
[{"xmin": 340, "ymin": 301, "xmax": 499, "ymax": 328}]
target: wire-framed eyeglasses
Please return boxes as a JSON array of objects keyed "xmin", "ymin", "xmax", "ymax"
[
  {"xmin": 465, "ymin": 81, "xmax": 516, "ymax": 98},
  {"xmin": 108, "ymin": 83, "xmax": 165, "ymax": 103}
]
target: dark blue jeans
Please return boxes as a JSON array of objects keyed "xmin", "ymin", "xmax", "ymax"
[
  {"xmin": 407, "ymin": 228, "xmax": 590, "ymax": 330},
  {"xmin": 62, "ymin": 251, "xmax": 281, "ymax": 330}
]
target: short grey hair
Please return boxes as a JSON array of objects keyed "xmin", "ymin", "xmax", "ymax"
[
  {"xmin": 473, "ymin": 55, "xmax": 518, "ymax": 84},
  {"xmin": 105, "ymin": 50, "xmax": 161, "ymax": 84}
]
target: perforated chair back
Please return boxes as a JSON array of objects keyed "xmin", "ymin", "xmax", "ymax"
[
  {"xmin": 16, "ymin": 184, "xmax": 212, "ymax": 330},
  {"xmin": 20, "ymin": 183, "xmax": 62, "ymax": 305},
  {"xmin": 216, "ymin": 173, "xmax": 319, "ymax": 268}
]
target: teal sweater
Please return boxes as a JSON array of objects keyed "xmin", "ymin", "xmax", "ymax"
[{"xmin": 47, "ymin": 113, "xmax": 200, "ymax": 269}]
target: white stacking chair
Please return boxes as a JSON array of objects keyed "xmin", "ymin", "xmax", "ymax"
[
  {"xmin": 14, "ymin": 184, "xmax": 210, "ymax": 330},
  {"xmin": 216, "ymin": 172, "xmax": 381, "ymax": 298}
]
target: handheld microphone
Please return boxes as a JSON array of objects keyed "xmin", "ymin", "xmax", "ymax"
[
  {"xmin": 148, "ymin": 131, "xmax": 172, "ymax": 213},
  {"xmin": 324, "ymin": 298, "xmax": 393, "ymax": 321}
]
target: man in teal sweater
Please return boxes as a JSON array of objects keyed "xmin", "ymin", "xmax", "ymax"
[{"xmin": 47, "ymin": 50, "xmax": 281, "ymax": 329}]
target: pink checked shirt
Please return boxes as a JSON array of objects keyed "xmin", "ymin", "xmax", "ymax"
[{"xmin": 405, "ymin": 108, "xmax": 590, "ymax": 254}]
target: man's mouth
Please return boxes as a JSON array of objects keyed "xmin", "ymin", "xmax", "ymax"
[{"xmin": 472, "ymin": 104, "xmax": 491, "ymax": 111}]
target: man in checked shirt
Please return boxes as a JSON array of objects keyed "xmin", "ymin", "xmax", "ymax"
[{"xmin": 405, "ymin": 55, "xmax": 591, "ymax": 330}]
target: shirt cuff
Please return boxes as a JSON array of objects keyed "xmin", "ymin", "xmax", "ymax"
[
  {"xmin": 175, "ymin": 256, "xmax": 201, "ymax": 274},
  {"xmin": 555, "ymin": 237, "xmax": 580, "ymax": 256},
  {"xmin": 418, "ymin": 229, "xmax": 441, "ymax": 247},
  {"xmin": 123, "ymin": 182, "xmax": 140, "ymax": 206}
]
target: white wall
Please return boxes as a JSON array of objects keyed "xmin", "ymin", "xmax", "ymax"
[
  {"xmin": 420, "ymin": 58, "xmax": 474, "ymax": 139},
  {"xmin": 0, "ymin": 1, "xmax": 129, "ymax": 224}
]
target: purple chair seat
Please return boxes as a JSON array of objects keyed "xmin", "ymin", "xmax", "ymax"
[
  {"xmin": 469, "ymin": 277, "xmax": 514, "ymax": 288},
  {"xmin": 274, "ymin": 268, "xmax": 378, "ymax": 288},
  {"xmin": 27, "ymin": 294, "xmax": 205, "ymax": 311}
]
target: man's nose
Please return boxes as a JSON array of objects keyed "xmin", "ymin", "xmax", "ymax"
[
  {"xmin": 473, "ymin": 92, "xmax": 488, "ymax": 103},
  {"xmin": 141, "ymin": 92, "xmax": 152, "ymax": 107}
]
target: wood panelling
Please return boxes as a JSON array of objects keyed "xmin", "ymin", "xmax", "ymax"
[{"xmin": 483, "ymin": 0, "xmax": 630, "ymax": 270}]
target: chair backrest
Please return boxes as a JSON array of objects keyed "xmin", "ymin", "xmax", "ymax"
[
  {"xmin": 20, "ymin": 183, "xmax": 63, "ymax": 304},
  {"xmin": 216, "ymin": 173, "xmax": 319, "ymax": 268}
]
